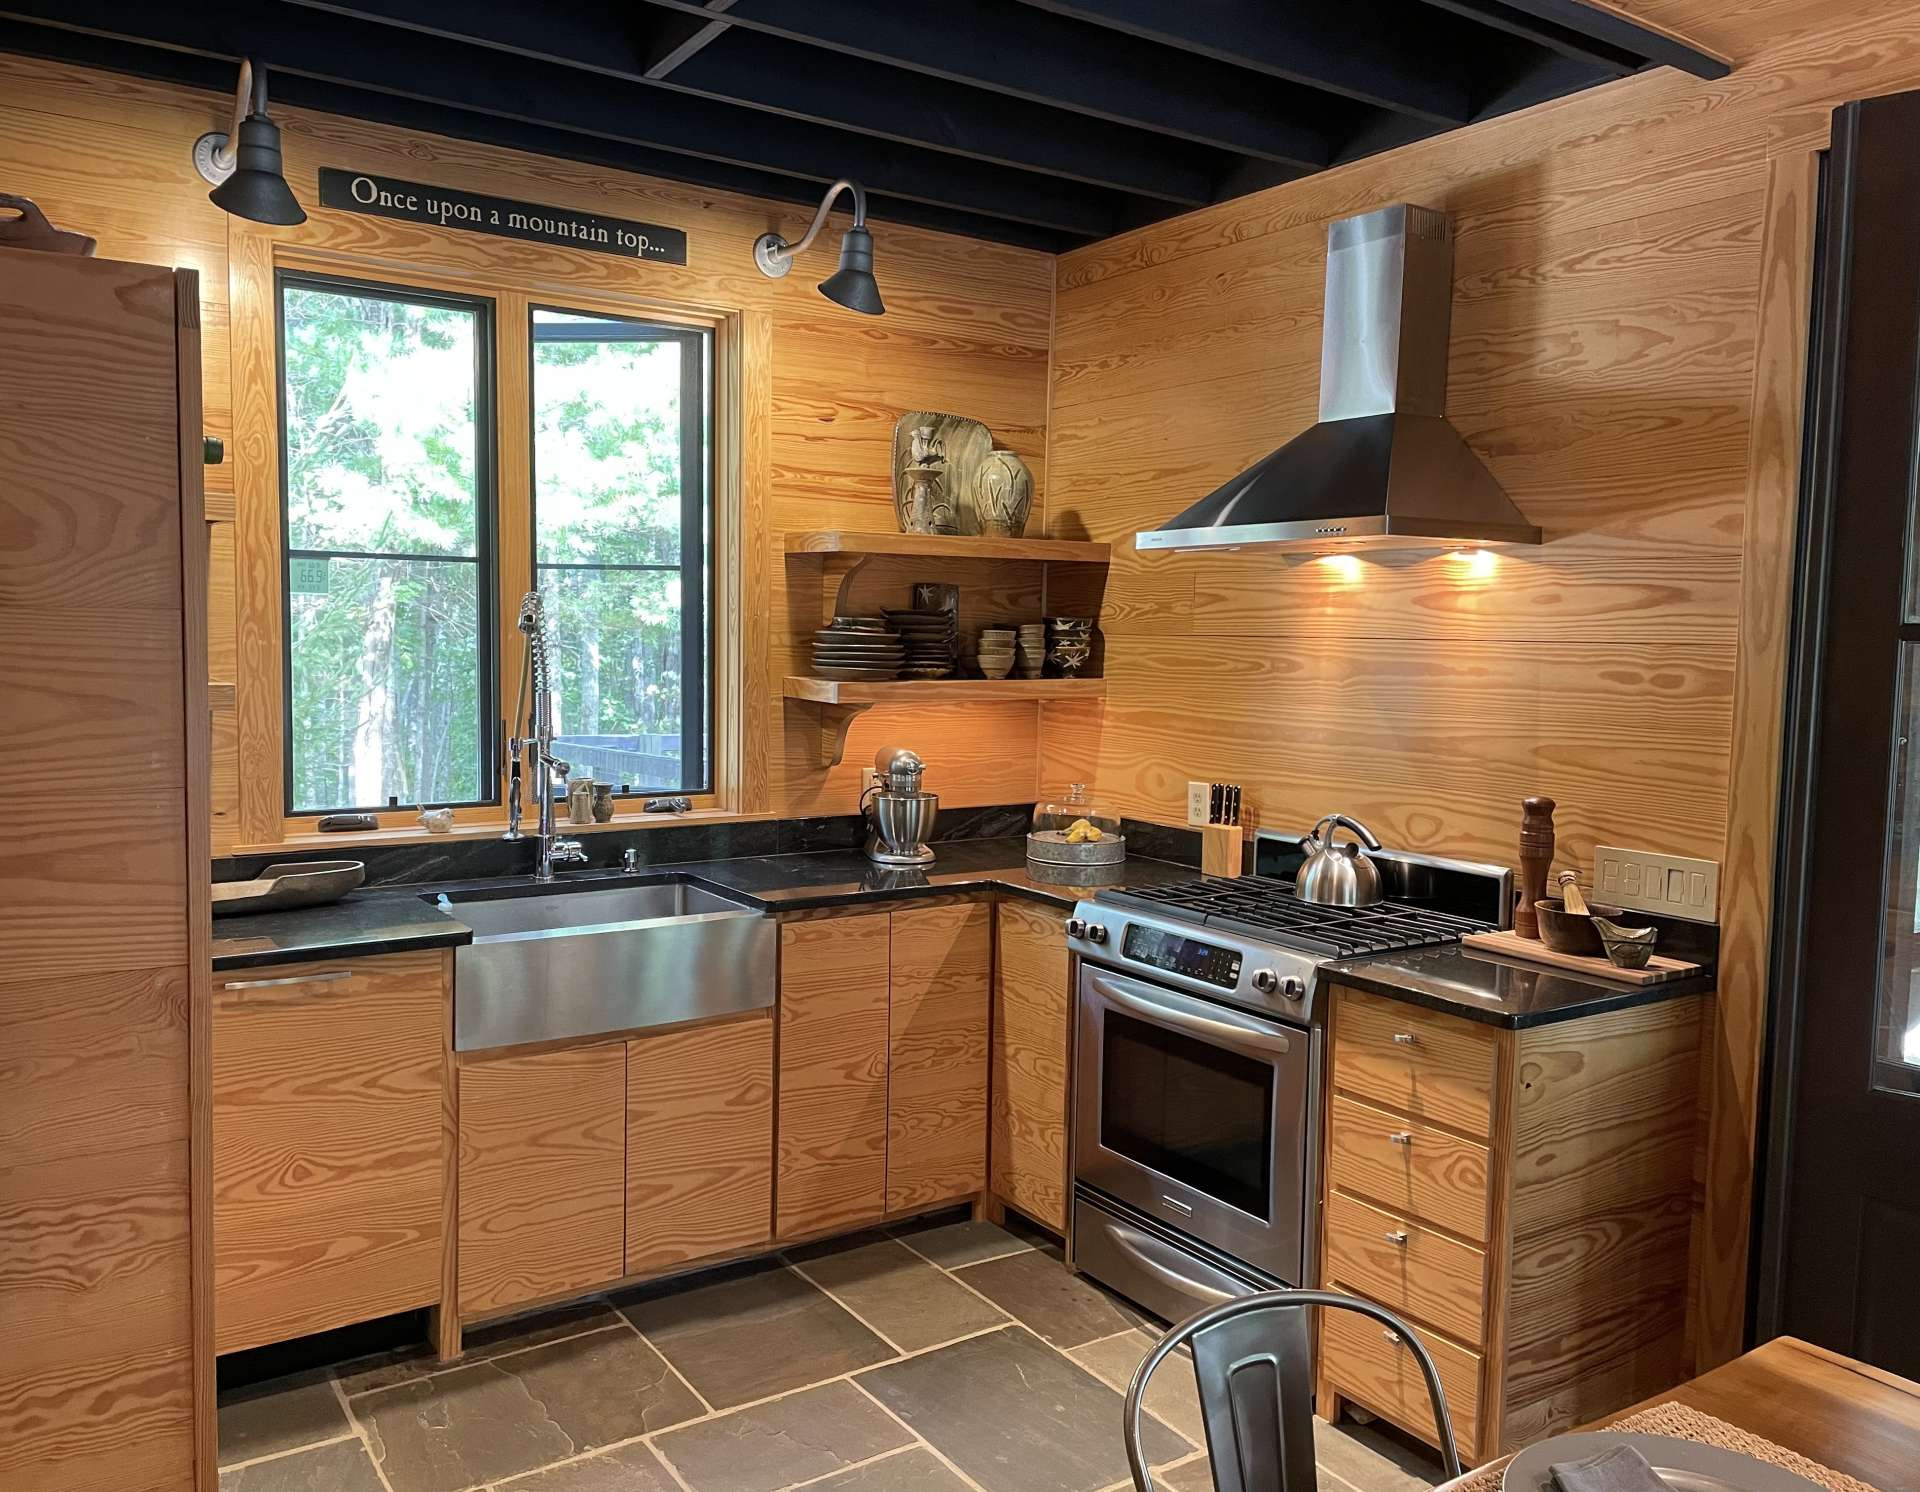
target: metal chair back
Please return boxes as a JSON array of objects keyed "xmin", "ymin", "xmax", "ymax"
[{"xmin": 1122, "ymin": 1288, "xmax": 1463, "ymax": 1492}]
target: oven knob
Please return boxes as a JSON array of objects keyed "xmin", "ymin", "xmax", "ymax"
[
  {"xmin": 1065, "ymin": 917, "xmax": 1088, "ymax": 939},
  {"xmin": 1279, "ymin": 975, "xmax": 1306, "ymax": 1001},
  {"xmin": 1085, "ymin": 922, "xmax": 1110, "ymax": 945},
  {"xmin": 1252, "ymin": 968, "xmax": 1279, "ymax": 995}
]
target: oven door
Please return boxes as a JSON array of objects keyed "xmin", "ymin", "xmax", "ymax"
[{"xmin": 1075, "ymin": 962, "xmax": 1315, "ymax": 1286}]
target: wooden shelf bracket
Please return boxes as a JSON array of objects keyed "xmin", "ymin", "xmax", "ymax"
[{"xmin": 789, "ymin": 697, "xmax": 876, "ymax": 767}]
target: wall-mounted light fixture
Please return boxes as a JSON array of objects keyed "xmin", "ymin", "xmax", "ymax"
[
  {"xmin": 193, "ymin": 59, "xmax": 306, "ymax": 226},
  {"xmin": 752, "ymin": 179, "xmax": 884, "ymax": 316}
]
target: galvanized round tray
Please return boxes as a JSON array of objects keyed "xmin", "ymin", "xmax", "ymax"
[{"xmin": 1026, "ymin": 830, "xmax": 1125, "ymax": 867}]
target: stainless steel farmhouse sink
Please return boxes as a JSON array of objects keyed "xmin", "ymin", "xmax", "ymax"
[{"xmin": 432, "ymin": 875, "xmax": 775, "ymax": 1051}]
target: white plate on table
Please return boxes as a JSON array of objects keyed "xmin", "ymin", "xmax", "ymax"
[{"xmin": 1503, "ymin": 1434, "xmax": 1824, "ymax": 1492}]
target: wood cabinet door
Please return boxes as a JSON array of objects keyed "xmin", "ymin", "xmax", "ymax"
[
  {"xmin": 777, "ymin": 913, "xmax": 891, "ymax": 1239},
  {"xmin": 888, "ymin": 902, "xmax": 992, "ymax": 1213},
  {"xmin": 213, "ymin": 951, "xmax": 445, "ymax": 1354},
  {"xmin": 991, "ymin": 899, "xmax": 1072, "ymax": 1230},
  {"xmin": 627, "ymin": 1011, "xmax": 774, "ymax": 1275},
  {"xmin": 458, "ymin": 1042, "xmax": 626, "ymax": 1316}
]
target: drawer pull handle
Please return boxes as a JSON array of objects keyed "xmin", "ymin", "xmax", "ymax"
[
  {"xmin": 1383, "ymin": 1328, "xmax": 1404, "ymax": 1346},
  {"xmin": 1384, "ymin": 1230, "xmax": 1410, "ymax": 1246},
  {"xmin": 1391, "ymin": 1032, "xmax": 1418, "ymax": 1046},
  {"xmin": 1388, "ymin": 1131, "xmax": 1414, "ymax": 1146},
  {"xmin": 219, "ymin": 970, "xmax": 353, "ymax": 992}
]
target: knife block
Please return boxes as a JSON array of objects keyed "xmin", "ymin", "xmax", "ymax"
[{"xmin": 1200, "ymin": 823, "xmax": 1244, "ymax": 877}]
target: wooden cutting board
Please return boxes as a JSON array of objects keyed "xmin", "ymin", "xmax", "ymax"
[{"xmin": 1460, "ymin": 928, "xmax": 1702, "ymax": 985}]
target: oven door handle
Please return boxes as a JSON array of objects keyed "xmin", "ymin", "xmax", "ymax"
[{"xmin": 1089, "ymin": 973, "xmax": 1293, "ymax": 1057}]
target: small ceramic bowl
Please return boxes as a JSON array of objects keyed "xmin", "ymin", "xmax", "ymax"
[{"xmin": 1593, "ymin": 916, "xmax": 1659, "ymax": 969}]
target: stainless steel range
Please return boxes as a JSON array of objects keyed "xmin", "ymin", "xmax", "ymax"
[{"xmin": 1066, "ymin": 834, "xmax": 1509, "ymax": 1323}]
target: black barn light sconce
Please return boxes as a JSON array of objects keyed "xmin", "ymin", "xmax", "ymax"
[
  {"xmin": 193, "ymin": 58, "xmax": 306, "ymax": 226},
  {"xmin": 753, "ymin": 179, "xmax": 884, "ymax": 316}
]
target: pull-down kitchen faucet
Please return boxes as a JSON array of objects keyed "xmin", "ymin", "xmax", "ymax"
[{"xmin": 504, "ymin": 590, "xmax": 586, "ymax": 881}]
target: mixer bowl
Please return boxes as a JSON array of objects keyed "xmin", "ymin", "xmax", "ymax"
[{"xmin": 872, "ymin": 789, "xmax": 939, "ymax": 853}]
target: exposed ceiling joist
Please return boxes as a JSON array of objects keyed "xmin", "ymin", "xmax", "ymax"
[
  {"xmin": 638, "ymin": 0, "xmax": 1343, "ymax": 166},
  {"xmin": 299, "ymin": 0, "xmax": 1235, "ymax": 202}
]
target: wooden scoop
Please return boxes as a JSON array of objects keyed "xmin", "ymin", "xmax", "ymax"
[{"xmin": 1556, "ymin": 869, "xmax": 1592, "ymax": 916}]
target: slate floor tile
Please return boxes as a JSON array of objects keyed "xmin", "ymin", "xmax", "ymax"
[
  {"xmin": 355, "ymin": 1327, "xmax": 702, "ymax": 1492},
  {"xmin": 217, "ymin": 1371, "xmax": 352, "ymax": 1466},
  {"xmin": 490, "ymin": 1440, "xmax": 680, "ymax": 1492},
  {"xmin": 620, "ymin": 1259, "xmax": 894, "ymax": 1409},
  {"xmin": 856, "ymin": 1326, "xmax": 1188, "ymax": 1492},
  {"xmin": 1315, "ymin": 1416, "xmax": 1441, "ymax": 1492},
  {"xmin": 1154, "ymin": 1455, "xmax": 1219, "ymax": 1491},
  {"xmin": 888, "ymin": 1216, "xmax": 1034, "ymax": 1270},
  {"xmin": 218, "ymin": 1438, "xmax": 386, "ymax": 1492},
  {"xmin": 1070, "ymin": 1327, "xmax": 1204, "ymax": 1449},
  {"xmin": 334, "ymin": 1297, "xmax": 621, "ymax": 1395},
  {"xmin": 805, "ymin": 1445, "xmax": 977, "ymax": 1491},
  {"xmin": 793, "ymin": 1237, "xmax": 1009, "ymax": 1351},
  {"xmin": 653, "ymin": 1380, "xmax": 913, "ymax": 1492},
  {"xmin": 953, "ymin": 1248, "xmax": 1147, "ymax": 1348}
]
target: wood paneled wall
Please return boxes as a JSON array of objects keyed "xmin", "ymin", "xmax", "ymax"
[
  {"xmin": 1039, "ymin": 0, "xmax": 1920, "ymax": 1368},
  {"xmin": 0, "ymin": 51, "xmax": 1053, "ymax": 849}
]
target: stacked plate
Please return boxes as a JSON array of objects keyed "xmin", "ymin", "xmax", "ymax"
[
  {"xmin": 812, "ymin": 616, "xmax": 904, "ymax": 680},
  {"xmin": 885, "ymin": 608, "xmax": 958, "ymax": 678}
]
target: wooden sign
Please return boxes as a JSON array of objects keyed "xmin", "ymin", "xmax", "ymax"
[{"xmin": 317, "ymin": 169, "xmax": 688, "ymax": 264}]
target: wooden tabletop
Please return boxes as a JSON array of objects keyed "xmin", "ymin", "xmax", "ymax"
[{"xmin": 1437, "ymin": 1337, "xmax": 1920, "ymax": 1492}]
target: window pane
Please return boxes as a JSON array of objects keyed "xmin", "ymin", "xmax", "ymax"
[
  {"xmin": 538, "ymin": 566, "xmax": 688, "ymax": 790},
  {"xmin": 288, "ymin": 557, "xmax": 483, "ymax": 810},
  {"xmin": 281, "ymin": 275, "xmax": 493, "ymax": 814},
  {"xmin": 532, "ymin": 309, "xmax": 683, "ymax": 567},
  {"xmin": 530, "ymin": 306, "xmax": 709, "ymax": 795},
  {"xmin": 283, "ymin": 285, "xmax": 480, "ymax": 557}
]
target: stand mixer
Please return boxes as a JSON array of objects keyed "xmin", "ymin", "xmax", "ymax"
[{"xmin": 862, "ymin": 745, "xmax": 939, "ymax": 865}]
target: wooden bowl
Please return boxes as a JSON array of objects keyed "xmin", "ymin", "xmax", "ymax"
[{"xmin": 1533, "ymin": 896, "xmax": 1627, "ymax": 957}]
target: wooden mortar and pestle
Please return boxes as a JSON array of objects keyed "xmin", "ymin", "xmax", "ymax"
[{"xmin": 1537, "ymin": 869, "xmax": 1658, "ymax": 967}]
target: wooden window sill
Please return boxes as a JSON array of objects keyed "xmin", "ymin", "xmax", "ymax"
[{"xmin": 228, "ymin": 807, "xmax": 772, "ymax": 858}]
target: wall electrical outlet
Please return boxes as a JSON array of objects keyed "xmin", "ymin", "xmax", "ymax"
[
  {"xmin": 1187, "ymin": 781, "xmax": 1211, "ymax": 827},
  {"xmin": 861, "ymin": 767, "xmax": 880, "ymax": 796},
  {"xmin": 1593, "ymin": 845, "xmax": 1720, "ymax": 923}
]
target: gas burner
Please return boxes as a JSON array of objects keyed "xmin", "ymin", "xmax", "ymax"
[{"xmin": 1098, "ymin": 875, "xmax": 1490, "ymax": 959}]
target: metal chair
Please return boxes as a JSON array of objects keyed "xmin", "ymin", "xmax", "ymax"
[{"xmin": 1123, "ymin": 1289, "xmax": 1464, "ymax": 1492}]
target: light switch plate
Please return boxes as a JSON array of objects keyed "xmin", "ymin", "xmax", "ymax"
[
  {"xmin": 1187, "ymin": 781, "xmax": 1210, "ymax": 827},
  {"xmin": 1593, "ymin": 845, "xmax": 1720, "ymax": 923}
]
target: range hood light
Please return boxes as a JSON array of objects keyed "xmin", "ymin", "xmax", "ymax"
[{"xmin": 1136, "ymin": 204, "xmax": 1539, "ymax": 555}]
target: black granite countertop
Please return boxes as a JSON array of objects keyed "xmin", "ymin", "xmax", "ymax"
[
  {"xmin": 210, "ymin": 838, "xmax": 1202, "ymax": 971},
  {"xmin": 1325, "ymin": 943, "xmax": 1714, "ymax": 1028},
  {"xmin": 210, "ymin": 839, "xmax": 1713, "ymax": 1029},
  {"xmin": 210, "ymin": 891, "xmax": 472, "ymax": 972}
]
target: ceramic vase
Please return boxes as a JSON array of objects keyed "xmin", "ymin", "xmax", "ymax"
[{"xmin": 973, "ymin": 449, "xmax": 1034, "ymax": 538}]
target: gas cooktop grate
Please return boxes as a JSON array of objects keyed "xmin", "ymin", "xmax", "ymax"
[{"xmin": 1101, "ymin": 875, "xmax": 1491, "ymax": 958}]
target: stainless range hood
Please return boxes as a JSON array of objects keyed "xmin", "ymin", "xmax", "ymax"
[{"xmin": 1136, "ymin": 203, "xmax": 1540, "ymax": 553}]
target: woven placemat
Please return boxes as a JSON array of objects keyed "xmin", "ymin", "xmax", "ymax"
[{"xmin": 1447, "ymin": 1401, "xmax": 1883, "ymax": 1492}]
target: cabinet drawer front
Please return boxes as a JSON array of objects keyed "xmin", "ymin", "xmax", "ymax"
[
  {"xmin": 1321, "ymin": 1289, "xmax": 1482, "ymax": 1456},
  {"xmin": 1326, "ymin": 1096, "xmax": 1491, "ymax": 1243},
  {"xmin": 1332, "ymin": 988, "xmax": 1500, "ymax": 1137},
  {"xmin": 1324, "ymin": 1191, "xmax": 1486, "ymax": 1346}
]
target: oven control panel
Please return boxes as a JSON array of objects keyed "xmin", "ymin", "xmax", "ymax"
[{"xmin": 1120, "ymin": 923, "xmax": 1242, "ymax": 990}]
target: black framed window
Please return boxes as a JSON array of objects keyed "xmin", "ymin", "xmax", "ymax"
[
  {"xmin": 529, "ymin": 307, "xmax": 711, "ymax": 796},
  {"xmin": 278, "ymin": 272, "xmax": 497, "ymax": 814}
]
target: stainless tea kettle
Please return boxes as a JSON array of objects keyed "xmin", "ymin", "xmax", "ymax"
[{"xmin": 1296, "ymin": 814, "xmax": 1383, "ymax": 907}]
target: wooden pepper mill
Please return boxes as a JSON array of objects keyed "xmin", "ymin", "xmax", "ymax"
[{"xmin": 1515, "ymin": 795, "xmax": 1556, "ymax": 940}]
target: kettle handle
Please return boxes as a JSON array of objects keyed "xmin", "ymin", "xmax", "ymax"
[{"xmin": 1310, "ymin": 813, "xmax": 1382, "ymax": 852}]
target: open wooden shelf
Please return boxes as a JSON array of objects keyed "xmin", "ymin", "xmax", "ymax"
[
  {"xmin": 784, "ymin": 529, "xmax": 1110, "ymax": 564},
  {"xmin": 784, "ymin": 674, "xmax": 1105, "ymax": 765},
  {"xmin": 784, "ymin": 675, "xmax": 1105, "ymax": 705}
]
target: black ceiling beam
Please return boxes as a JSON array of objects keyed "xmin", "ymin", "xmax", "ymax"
[
  {"xmin": 1454, "ymin": 0, "xmax": 1730, "ymax": 78},
  {"xmin": 640, "ymin": 0, "xmax": 1342, "ymax": 167},
  {"xmin": 297, "ymin": 0, "xmax": 1232, "ymax": 202},
  {"xmin": 1415, "ymin": 0, "xmax": 1642, "ymax": 75},
  {"xmin": 0, "ymin": 17, "xmax": 1080, "ymax": 251},
  {"xmin": 0, "ymin": 0, "xmax": 1140, "ymax": 238},
  {"xmin": 1013, "ymin": 0, "xmax": 1472, "ymax": 124},
  {"xmin": 642, "ymin": 0, "xmax": 733, "ymax": 78}
]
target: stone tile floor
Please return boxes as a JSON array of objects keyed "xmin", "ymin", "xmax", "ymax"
[{"xmin": 217, "ymin": 1213, "xmax": 1442, "ymax": 1492}]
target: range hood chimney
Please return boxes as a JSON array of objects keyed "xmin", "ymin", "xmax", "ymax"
[{"xmin": 1135, "ymin": 203, "xmax": 1540, "ymax": 553}]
